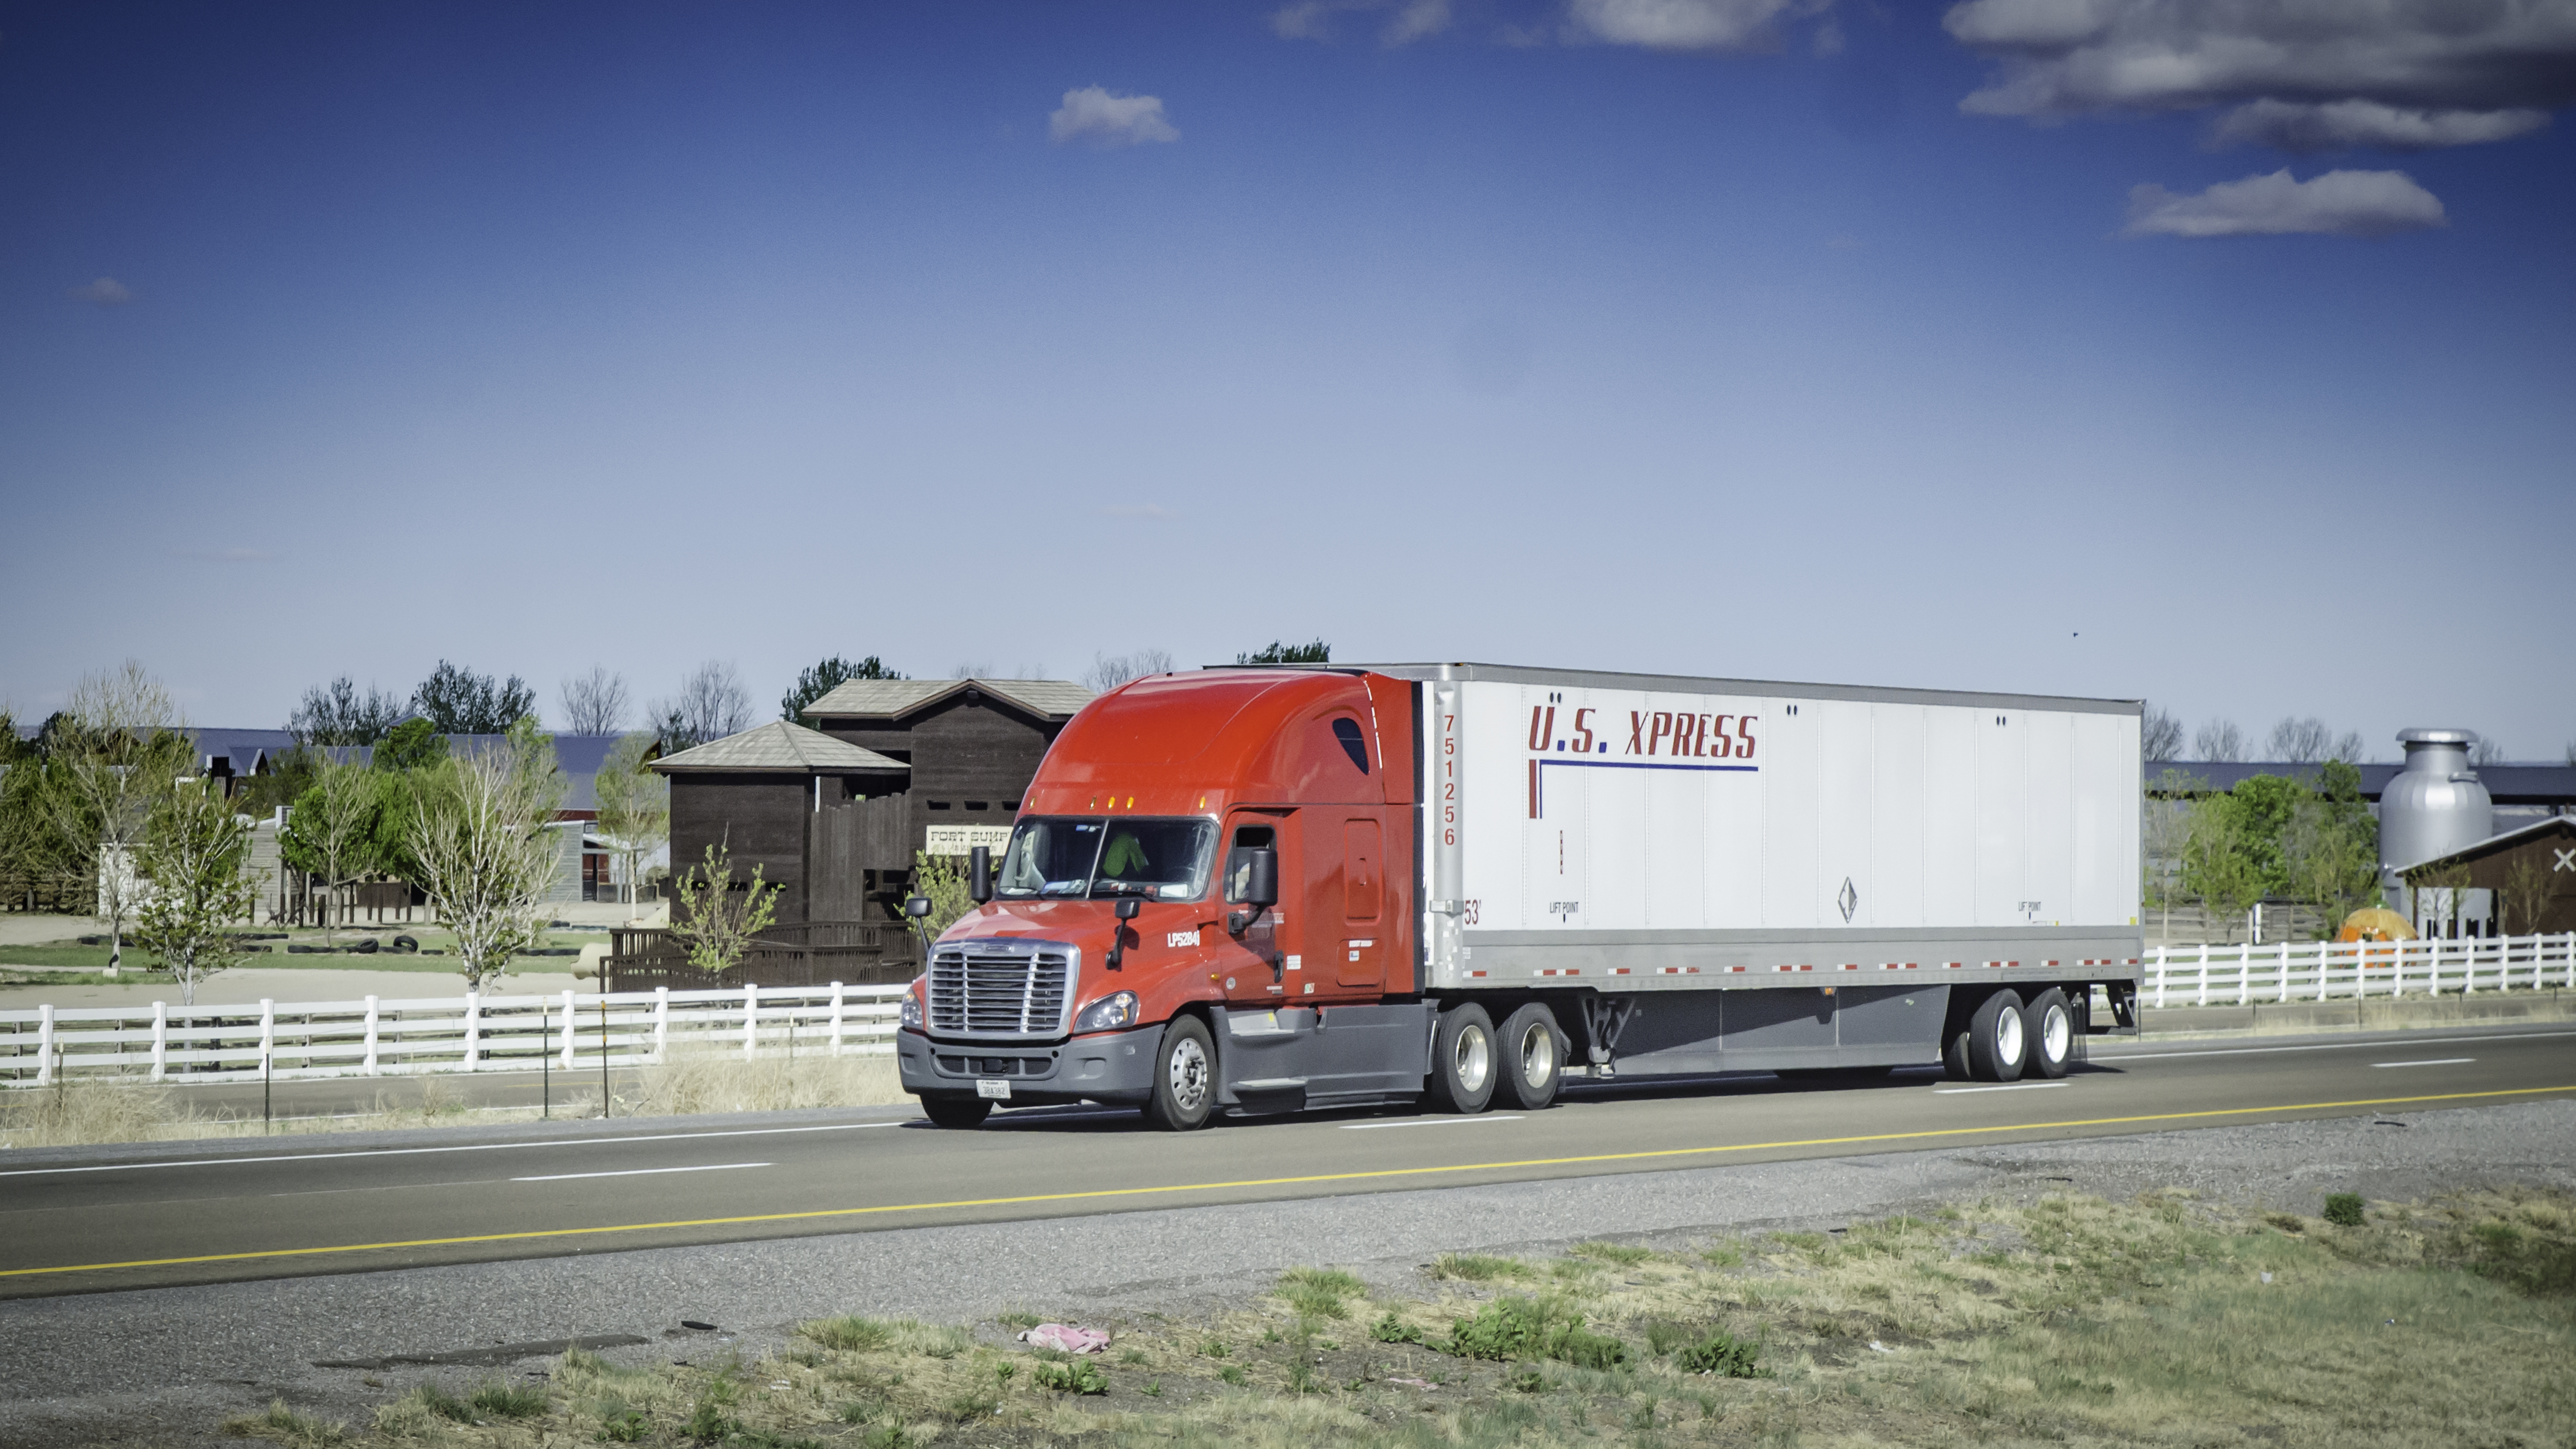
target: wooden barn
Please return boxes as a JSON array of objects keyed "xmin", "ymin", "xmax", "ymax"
[
  {"xmin": 651, "ymin": 720, "xmax": 909, "ymax": 926},
  {"xmin": 2401, "ymin": 816, "xmax": 2576, "ymax": 936}
]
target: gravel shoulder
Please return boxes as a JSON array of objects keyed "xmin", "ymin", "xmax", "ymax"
[{"xmin": 2, "ymin": 1095, "xmax": 2569, "ymax": 1448}]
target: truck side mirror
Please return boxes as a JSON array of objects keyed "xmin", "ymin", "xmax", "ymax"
[
  {"xmin": 1114, "ymin": 897, "xmax": 1142, "ymax": 921},
  {"xmin": 969, "ymin": 845, "xmax": 993, "ymax": 905},
  {"xmin": 904, "ymin": 895, "xmax": 933, "ymax": 920},
  {"xmin": 1227, "ymin": 847, "xmax": 1278, "ymax": 937},
  {"xmin": 1105, "ymin": 895, "xmax": 1142, "ymax": 970}
]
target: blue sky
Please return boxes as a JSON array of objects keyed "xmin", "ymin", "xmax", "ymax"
[{"xmin": 4, "ymin": 1, "xmax": 2571, "ymax": 760}]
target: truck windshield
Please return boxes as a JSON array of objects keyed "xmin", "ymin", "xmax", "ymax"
[{"xmin": 994, "ymin": 817, "xmax": 1218, "ymax": 901}]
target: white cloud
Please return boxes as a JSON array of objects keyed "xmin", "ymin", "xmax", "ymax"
[
  {"xmin": 2210, "ymin": 99, "xmax": 2551, "ymax": 153},
  {"xmin": 1566, "ymin": 0, "xmax": 1815, "ymax": 53},
  {"xmin": 1943, "ymin": 0, "xmax": 2576, "ymax": 151},
  {"xmin": 1272, "ymin": 0, "xmax": 1452, "ymax": 45},
  {"xmin": 1048, "ymin": 87, "xmax": 1180, "ymax": 148},
  {"xmin": 2123, "ymin": 168, "xmax": 2447, "ymax": 239},
  {"xmin": 71, "ymin": 277, "xmax": 133, "ymax": 306}
]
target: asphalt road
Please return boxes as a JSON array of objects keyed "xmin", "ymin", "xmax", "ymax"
[{"xmin": 6, "ymin": 1023, "xmax": 2571, "ymax": 1301}]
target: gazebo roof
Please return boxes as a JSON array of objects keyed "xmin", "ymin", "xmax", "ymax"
[{"xmin": 650, "ymin": 719, "xmax": 908, "ymax": 775}]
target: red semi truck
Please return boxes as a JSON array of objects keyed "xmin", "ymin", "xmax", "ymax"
[{"xmin": 896, "ymin": 663, "xmax": 2145, "ymax": 1130}]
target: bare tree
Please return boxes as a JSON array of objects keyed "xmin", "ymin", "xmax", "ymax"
[
  {"xmin": 134, "ymin": 780, "xmax": 259, "ymax": 1007},
  {"xmin": 652, "ymin": 661, "xmax": 753, "ymax": 749},
  {"xmin": 410, "ymin": 720, "xmax": 567, "ymax": 992},
  {"xmin": 2267, "ymin": 716, "xmax": 2334, "ymax": 763},
  {"xmin": 560, "ymin": 667, "xmax": 630, "ymax": 735},
  {"xmin": 1084, "ymin": 648, "xmax": 1174, "ymax": 694},
  {"xmin": 948, "ymin": 661, "xmax": 995, "ymax": 680},
  {"xmin": 2141, "ymin": 705, "xmax": 2183, "ymax": 762},
  {"xmin": 2191, "ymin": 718, "xmax": 2246, "ymax": 763},
  {"xmin": 2470, "ymin": 736, "xmax": 2505, "ymax": 766},
  {"xmin": 288, "ymin": 677, "xmax": 405, "ymax": 745},
  {"xmin": 41, "ymin": 663, "xmax": 191, "ymax": 974},
  {"xmin": 2330, "ymin": 730, "xmax": 2368, "ymax": 763},
  {"xmin": 2499, "ymin": 854, "xmax": 2555, "ymax": 936},
  {"xmin": 591, "ymin": 732, "xmax": 669, "ymax": 921}
]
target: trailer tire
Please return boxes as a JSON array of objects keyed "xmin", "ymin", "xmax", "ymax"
[
  {"xmin": 1426, "ymin": 1003, "xmax": 1498, "ymax": 1115},
  {"xmin": 1943, "ymin": 1029, "xmax": 1974, "ymax": 1081},
  {"xmin": 1967, "ymin": 990, "xmax": 2027, "ymax": 1082},
  {"xmin": 1143, "ymin": 1015, "xmax": 1217, "ymax": 1132},
  {"xmin": 1495, "ymin": 1003, "xmax": 1564, "ymax": 1110},
  {"xmin": 920, "ymin": 1094, "xmax": 992, "ymax": 1130},
  {"xmin": 2023, "ymin": 989, "xmax": 2073, "ymax": 1079}
]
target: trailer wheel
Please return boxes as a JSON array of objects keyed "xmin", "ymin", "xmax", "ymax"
[
  {"xmin": 1943, "ymin": 1030, "xmax": 1973, "ymax": 1081},
  {"xmin": 2023, "ymin": 989, "xmax": 2073, "ymax": 1079},
  {"xmin": 1967, "ymin": 990, "xmax": 2027, "ymax": 1082},
  {"xmin": 1426, "ymin": 1003, "xmax": 1498, "ymax": 1115},
  {"xmin": 920, "ymin": 1094, "xmax": 992, "ymax": 1130},
  {"xmin": 1143, "ymin": 1015, "xmax": 1217, "ymax": 1132},
  {"xmin": 1495, "ymin": 1004, "xmax": 1564, "ymax": 1110}
]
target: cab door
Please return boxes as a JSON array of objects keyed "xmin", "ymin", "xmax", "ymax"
[
  {"xmin": 1222, "ymin": 813, "xmax": 1308, "ymax": 1005},
  {"xmin": 1337, "ymin": 818, "xmax": 1384, "ymax": 991}
]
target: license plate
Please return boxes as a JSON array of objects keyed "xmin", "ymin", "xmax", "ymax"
[{"xmin": 975, "ymin": 1079, "xmax": 1012, "ymax": 1100}]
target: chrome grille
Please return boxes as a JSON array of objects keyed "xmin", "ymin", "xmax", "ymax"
[{"xmin": 927, "ymin": 943, "xmax": 1074, "ymax": 1039}]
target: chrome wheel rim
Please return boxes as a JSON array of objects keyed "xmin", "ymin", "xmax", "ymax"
[
  {"xmin": 2042, "ymin": 1004, "xmax": 2071, "ymax": 1063},
  {"xmin": 1517, "ymin": 1022, "xmax": 1555, "ymax": 1089},
  {"xmin": 1168, "ymin": 1035, "xmax": 1209, "ymax": 1113},
  {"xmin": 1453, "ymin": 1024, "xmax": 1492, "ymax": 1095},
  {"xmin": 1996, "ymin": 1008, "xmax": 2025, "ymax": 1065}
]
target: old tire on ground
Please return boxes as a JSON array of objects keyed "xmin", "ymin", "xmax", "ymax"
[
  {"xmin": 1426, "ymin": 1002, "xmax": 1498, "ymax": 1115},
  {"xmin": 1966, "ymin": 990, "xmax": 2028, "ymax": 1082},
  {"xmin": 1143, "ymin": 1014, "xmax": 1217, "ymax": 1132},
  {"xmin": 920, "ymin": 1094, "xmax": 992, "ymax": 1130},
  {"xmin": 1494, "ymin": 1003, "xmax": 1564, "ymax": 1110},
  {"xmin": 2023, "ymin": 988, "xmax": 2074, "ymax": 1079}
]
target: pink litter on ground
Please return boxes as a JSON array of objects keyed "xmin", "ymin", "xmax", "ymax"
[{"xmin": 1018, "ymin": 1324, "xmax": 1111, "ymax": 1354}]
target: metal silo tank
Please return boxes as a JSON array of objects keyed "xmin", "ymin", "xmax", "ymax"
[{"xmin": 2379, "ymin": 728, "xmax": 2495, "ymax": 885}]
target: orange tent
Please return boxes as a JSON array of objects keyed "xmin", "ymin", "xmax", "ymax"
[{"xmin": 2336, "ymin": 907, "xmax": 2416, "ymax": 967}]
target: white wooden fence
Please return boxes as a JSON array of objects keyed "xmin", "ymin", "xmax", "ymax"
[
  {"xmin": 1, "ymin": 983, "xmax": 907, "ymax": 1088},
  {"xmin": 2147, "ymin": 931, "xmax": 2576, "ymax": 1008}
]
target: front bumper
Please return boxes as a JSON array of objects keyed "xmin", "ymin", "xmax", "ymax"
[{"xmin": 898, "ymin": 1022, "xmax": 1162, "ymax": 1107}]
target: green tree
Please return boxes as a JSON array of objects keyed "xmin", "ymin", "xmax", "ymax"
[
  {"xmin": 1237, "ymin": 639, "xmax": 1331, "ymax": 665},
  {"xmin": 591, "ymin": 732, "xmax": 669, "ymax": 919},
  {"xmin": 235, "ymin": 744, "xmax": 322, "ymax": 821},
  {"xmin": 783, "ymin": 655, "xmax": 902, "ymax": 721},
  {"xmin": 2141, "ymin": 768, "xmax": 2204, "ymax": 940},
  {"xmin": 287, "ymin": 676, "xmax": 405, "ymax": 745},
  {"xmin": 2221, "ymin": 773, "xmax": 2309, "ymax": 897},
  {"xmin": 2181, "ymin": 794, "xmax": 2265, "ymax": 942},
  {"xmin": 40, "ymin": 663, "xmax": 194, "ymax": 973},
  {"xmin": 411, "ymin": 660, "xmax": 536, "ymax": 735},
  {"xmin": 908, "ymin": 848, "xmax": 976, "ymax": 952},
  {"xmin": 2283, "ymin": 759, "xmax": 2379, "ymax": 935},
  {"xmin": 279, "ymin": 760, "xmax": 385, "ymax": 936},
  {"xmin": 134, "ymin": 780, "xmax": 259, "ymax": 1006},
  {"xmin": 409, "ymin": 717, "xmax": 566, "ymax": 991},
  {"xmin": 667, "ymin": 840, "xmax": 781, "ymax": 974}
]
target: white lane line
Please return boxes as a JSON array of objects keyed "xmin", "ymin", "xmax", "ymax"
[
  {"xmin": 1340, "ymin": 1115, "xmax": 1528, "ymax": 1130},
  {"xmin": 2373, "ymin": 1058, "xmax": 2475, "ymax": 1069},
  {"xmin": 1934, "ymin": 1082, "xmax": 2069, "ymax": 1095},
  {"xmin": 0, "ymin": 1121, "xmax": 900, "ymax": 1179},
  {"xmin": 511, "ymin": 1162, "xmax": 772, "ymax": 1183},
  {"xmin": 2091, "ymin": 1028, "xmax": 2576, "ymax": 1065}
]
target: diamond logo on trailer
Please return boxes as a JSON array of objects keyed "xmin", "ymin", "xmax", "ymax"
[{"xmin": 1838, "ymin": 878, "xmax": 1858, "ymax": 924}]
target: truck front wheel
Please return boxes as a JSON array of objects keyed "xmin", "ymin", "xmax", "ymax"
[
  {"xmin": 920, "ymin": 1094, "xmax": 993, "ymax": 1129},
  {"xmin": 1495, "ymin": 1003, "xmax": 1563, "ymax": 1110},
  {"xmin": 1143, "ymin": 1015, "xmax": 1216, "ymax": 1132},
  {"xmin": 1967, "ymin": 990, "xmax": 2028, "ymax": 1082},
  {"xmin": 1426, "ymin": 1003, "xmax": 1498, "ymax": 1115}
]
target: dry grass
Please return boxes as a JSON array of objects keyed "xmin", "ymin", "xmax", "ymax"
[
  {"xmin": 620, "ymin": 1049, "xmax": 905, "ymax": 1116},
  {"xmin": 268, "ymin": 1184, "xmax": 2576, "ymax": 1447}
]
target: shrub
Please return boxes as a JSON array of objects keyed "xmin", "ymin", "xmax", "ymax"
[
  {"xmin": 1277, "ymin": 1266, "xmax": 1365, "ymax": 1319},
  {"xmin": 2324, "ymin": 1192, "xmax": 2367, "ymax": 1227},
  {"xmin": 1031, "ymin": 1357, "xmax": 1109, "ymax": 1395},
  {"xmin": 468, "ymin": 1381, "xmax": 549, "ymax": 1420},
  {"xmin": 801, "ymin": 1315, "xmax": 896, "ymax": 1352},
  {"xmin": 1672, "ymin": 1329, "xmax": 1764, "ymax": 1378},
  {"xmin": 1447, "ymin": 1296, "xmax": 1627, "ymax": 1369},
  {"xmin": 1371, "ymin": 1311, "xmax": 1425, "ymax": 1344},
  {"xmin": 222, "ymin": 1399, "xmax": 345, "ymax": 1446}
]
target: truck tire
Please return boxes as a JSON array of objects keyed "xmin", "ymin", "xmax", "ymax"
[
  {"xmin": 2023, "ymin": 989, "xmax": 2074, "ymax": 1079},
  {"xmin": 1966, "ymin": 990, "xmax": 2027, "ymax": 1083},
  {"xmin": 1143, "ymin": 1015, "xmax": 1217, "ymax": 1132},
  {"xmin": 1495, "ymin": 1003, "xmax": 1564, "ymax": 1110},
  {"xmin": 920, "ymin": 1094, "xmax": 992, "ymax": 1130},
  {"xmin": 1425, "ymin": 1003, "xmax": 1498, "ymax": 1115},
  {"xmin": 1943, "ymin": 1029, "xmax": 1974, "ymax": 1081}
]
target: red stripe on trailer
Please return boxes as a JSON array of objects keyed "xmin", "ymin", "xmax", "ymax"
[
  {"xmin": 1729, "ymin": 965, "xmax": 1746, "ymax": 973},
  {"xmin": 1946, "ymin": 962, "xmax": 1964, "ymax": 969},
  {"xmin": 1467, "ymin": 970, "xmax": 1488, "ymax": 978},
  {"xmin": 2044, "ymin": 959, "xmax": 2060, "ymax": 967},
  {"xmin": 1611, "ymin": 968, "xmax": 1631, "ymax": 975},
  {"xmin": 1841, "ymin": 963, "xmax": 1861, "ymax": 971}
]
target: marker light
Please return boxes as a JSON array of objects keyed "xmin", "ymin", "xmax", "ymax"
[{"xmin": 900, "ymin": 977, "xmax": 925, "ymax": 1031}]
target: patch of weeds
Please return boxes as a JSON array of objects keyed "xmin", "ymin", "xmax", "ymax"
[
  {"xmin": 2323, "ymin": 1192, "xmax": 2366, "ymax": 1227},
  {"xmin": 1448, "ymin": 1295, "xmax": 1627, "ymax": 1369},
  {"xmin": 1569, "ymin": 1240, "xmax": 1652, "ymax": 1266},
  {"xmin": 1141, "ymin": 1379, "xmax": 1163, "ymax": 1397},
  {"xmin": 1671, "ymin": 1329, "xmax": 1764, "ymax": 1378},
  {"xmin": 1431, "ymin": 1251, "xmax": 1530, "ymax": 1282},
  {"xmin": 2263, "ymin": 1211, "xmax": 2307, "ymax": 1234},
  {"xmin": 1699, "ymin": 1243, "xmax": 1745, "ymax": 1268},
  {"xmin": 781, "ymin": 1347, "xmax": 824, "ymax": 1368},
  {"xmin": 684, "ymin": 1397, "xmax": 739, "ymax": 1443},
  {"xmin": 891, "ymin": 1321, "xmax": 971, "ymax": 1360},
  {"xmin": 799, "ymin": 1314, "xmax": 894, "ymax": 1352},
  {"xmin": 1218, "ymin": 1365, "xmax": 1248, "ymax": 1386},
  {"xmin": 1287, "ymin": 1358, "xmax": 1320, "ymax": 1394},
  {"xmin": 996, "ymin": 1309, "xmax": 1042, "ymax": 1329},
  {"xmin": 1277, "ymin": 1265, "xmax": 1365, "ymax": 1319},
  {"xmin": 596, "ymin": 1398, "xmax": 651, "ymax": 1442},
  {"xmin": 941, "ymin": 1389, "xmax": 999, "ymax": 1422},
  {"xmin": 1118, "ymin": 1347, "xmax": 1148, "ymax": 1365},
  {"xmin": 1197, "ymin": 1337, "xmax": 1229, "ymax": 1358},
  {"xmin": 403, "ymin": 1385, "xmax": 476, "ymax": 1424},
  {"xmin": 467, "ymin": 1381, "xmax": 548, "ymax": 1420},
  {"xmin": 223, "ymin": 1399, "xmax": 345, "ymax": 1446},
  {"xmin": 2456, "ymin": 1218, "xmax": 2576, "ymax": 1296},
  {"xmin": 1371, "ymin": 1310, "xmax": 1425, "ymax": 1344},
  {"xmin": 1505, "ymin": 1365, "xmax": 1549, "ymax": 1393}
]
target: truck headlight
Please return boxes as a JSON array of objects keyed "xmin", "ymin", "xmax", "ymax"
[
  {"xmin": 901, "ymin": 978, "xmax": 924, "ymax": 1031},
  {"xmin": 1073, "ymin": 990, "xmax": 1139, "ymax": 1034}
]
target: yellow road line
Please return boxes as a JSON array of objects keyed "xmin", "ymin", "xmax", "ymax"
[{"xmin": 8, "ymin": 1084, "xmax": 2570, "ymax": 1280}]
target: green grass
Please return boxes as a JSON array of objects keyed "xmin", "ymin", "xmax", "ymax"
[
  {"xmin": 798, "ymin": 1314, "xmax": 895, "ymax": 1352},
  {"xmin": 1569, "ymin": 1240, "xmax": 1654, "ymax": 1266},
  {"xmin": 221, "ymin": 1399, "xmax": 345, "ymax": 1446},
  {"xmin": 1276, "ymin": 1266, "xmax": 1367, "ymax": 1319},
  {"xmin": 1447, "ymin": 1295, "xmax": 1629, "ymax": 1369},
  {"xmin": 1430, "ymin": 1251, "xmax": 1533, "ymax": 1282}
]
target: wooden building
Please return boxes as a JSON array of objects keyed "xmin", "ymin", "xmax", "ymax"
[
  {"xmin": 2401, "ymin": 816, "xmax": 2576, "ymax": 936},
  {"xmin": 652, "ymin": 720, "xmax": 909, "ymax": 925}
]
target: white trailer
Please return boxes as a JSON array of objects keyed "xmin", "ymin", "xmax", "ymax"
[{"xmin": 1375, "ymin": 663, "xmax": 2145, "ymax": 1084}]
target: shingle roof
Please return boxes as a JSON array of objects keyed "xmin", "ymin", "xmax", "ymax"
[
  {"xmin": 650, "ymin": 719, "xmax": 909, "ymax": 774},
  {"xmin": 802, "ymin": 678, "xmax": 1095, "ymax": 721}
]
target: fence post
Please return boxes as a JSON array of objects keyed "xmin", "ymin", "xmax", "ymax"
[
  {"xmin": 259, "ymin": 998, "xmax": 276, "ymax": 1079},
  {"xmin": 653, "ymin": 986, "xmax": 670, "ymax": 1063},
  {"xmin": 151, "ymin": 1000, "xmax": 168, "ymax": 1081},
  {"xmin": 2152, "ymin": 946, "xmax": 2167, "ymax": 1008},
  {"xmin": 2278, "ymin": 940, "xmax": 2290, "ymax": 1004},
  {"xmin": 463, "ymin": 991, "xmax": 481, "ymax": 1071},
  {"xmin": 562, "ymin": 989, "xmax": 578, "ymax": 1070},
  {"xmin": 743, "ymin": 982, "xmax": 760, "ymax": 1060},
  {"xmin": 2197, "ymin": 943, "xmax": 2211, "ymax": 1007},
  {"xmin": 829, "ymin": 981, "xmax": 845, "ymax": 1056},
  {"xmin": 36, "ymin": 1004, "xmax": 53, "ymax": 1086},
  {"xmin": 362, "ymin": 995, "xmax": 380, "ymax": 1075}
]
